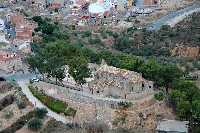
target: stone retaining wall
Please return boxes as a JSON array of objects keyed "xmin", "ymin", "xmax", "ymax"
[
  {"xmin": 34, "ymin": 81, "xmax": 128, "ymax": 109},
  {"xmin": 33, "ymin": 81, "xmax": 116, "ymax": 125}
]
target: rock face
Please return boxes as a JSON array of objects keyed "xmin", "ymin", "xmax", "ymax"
[{"xmin": 171, "ymin": 46, "xmax": 200, "ymax": 58}]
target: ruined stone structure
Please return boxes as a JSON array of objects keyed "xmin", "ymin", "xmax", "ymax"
[{"xmin": 88, "ymin": 63, "xmax": 154, "ymax": 99}]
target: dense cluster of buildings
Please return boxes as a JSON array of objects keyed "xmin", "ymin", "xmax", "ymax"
[{"xmin": 0, "ymin": 7, "xmax": 34, "ymax": 73}]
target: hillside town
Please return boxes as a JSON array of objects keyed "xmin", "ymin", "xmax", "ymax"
[{"xmin": 0, "ymin": 0, "xmax": 199, "ymax": 132}]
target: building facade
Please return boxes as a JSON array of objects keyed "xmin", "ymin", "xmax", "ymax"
[{"xmin": 0, "ymin": 50, "xmax": 23, "ymax": 73}]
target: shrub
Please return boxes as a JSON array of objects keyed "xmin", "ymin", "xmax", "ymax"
[
  {"xmin": 83, "ymin": 120, "xmax": 109, "ymax": 133},
  {"xmin": 16, "ymin": 99, "xmax": 26, "ymax": 109},
  {"xmin": 35, "ymin": 108, "xmax": 48, "ymax": 119},
  {"xmin": 154, "ymin": 92, "xmax": 164, "ymax": 101},
  {"xmin": 81, "ymin": 31, "xmax": 91, "ymax": 38},
  {"xmin": 88, "ymin": 37, "xmax": 101, "ymax": 45},
  {"xmin": 64, "ymin": 107, "xmax": 77, "ymax": 117},
  {"xmin": 4, "ymin": 111, "xmax": 13, "ymax": 119},
  {"xmin": 29, "ymin": 86, "xmax": 76, "ymax": 117},
  {"xmin": 28, "ymin": 118, "xmax": 43, "ymax": 131},
  {"xmin": 101, "ymin": 32, "xmax": 107, "ymax": 39},
  {"xmin": 112, "ymin": 114, "xmax": 127, "ymax": 126},
  {"xmin": 118, "ymin": 101, "xmax": 132, "ymax": 109}
]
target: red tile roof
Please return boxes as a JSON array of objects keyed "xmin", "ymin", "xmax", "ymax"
[
  {"xmin": 49, "ymin": 3, "xmax": 62, "ymax": 9},
  {"xmin": 144, "ymin": 0, "xmax": 158, "ymax": 6},
  {"xmin": 10, "ymin": 15, "xmax": 25, "ymax": 26},
  {"xmin": 10, "ymin": 14, "xmax": 34, "ymax": 41}
]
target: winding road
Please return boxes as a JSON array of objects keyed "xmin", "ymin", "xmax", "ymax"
[
  {"xmin": 147, "ymin": 2, "xmax": 200, "ymax": 30},
  {"xmin": 0, "ymin": 72, "xmax": 70, "ymax": 123},
  {"xmin": 17, "ymin": 80, "xmax": 70, "ymax": 124}
]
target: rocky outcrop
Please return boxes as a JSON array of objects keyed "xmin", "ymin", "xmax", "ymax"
[{"xmin": 171, "ymin": 46, "xmax": 200, "ymax": 58}]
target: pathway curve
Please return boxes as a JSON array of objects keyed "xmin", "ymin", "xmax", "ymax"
[
  {"xmin": 17, "ymin": 80, "xmax": 69, "ymax": 124},
  {"xmin": 147, "ymin": 3, "xmax": 200, "ymax": 30}
]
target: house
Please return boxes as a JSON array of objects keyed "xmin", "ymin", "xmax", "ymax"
[
  {"xmin": 0, "ymin": 50, "xmax": 23, "ymax": 73},
  {"xmin": 135, "ymin": 0, "xmax": 159, "ymax": 7},
  {"xmin": 186, "ymin": 70, "xmax": 200, "ymax": 80},
  {"xmin": 10, "ymin": 15, "xmax": 24, "ymax": 26},
  {"xmin": 88, "ymin": 62, "xmax": 153, "ymax": 99},
  {"xmin": 7, "ymin": 14, "xmax": 34, "ymax": 53},
  {"xmin": 156, "ymin": 119, "xmax": 189, "ymax": 133},
  {"xmin": 29, "ymin": 0, "xmax": 47, "ymax": 10},
  {"xmin": 9, "ymin": 14, "xmax": 35, "ymax": 42},
  {"xmin": 144, "ymin": 0, "xmax": 159, "ymax": 7},
  {"xmin": 47, "ymin": 0, "xmax": 65, "ymax": 9},
  {"xmin": 15, "ymin": 24, "xmax": 33, "ymax": 41}
]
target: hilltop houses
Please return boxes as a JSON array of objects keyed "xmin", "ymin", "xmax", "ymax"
[
  {"xmin": 4, "ymin": 14, "xmax": 35, "ymax": 54},
  {"xmin": 10, "ymin": 14, "xmax": 34, "ymax": 42}
]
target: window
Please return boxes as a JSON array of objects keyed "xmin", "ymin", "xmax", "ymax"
[
  {"xmin": 142, "ymin": 83, "xmax": 144, "ymax": 87},
  {"xmin": 111, "ymin": 104, "xmax": 114, "ymax": 109},
  {"xmin": 149, "ymin": 86, "xmax": 151, "ymax": 89}
]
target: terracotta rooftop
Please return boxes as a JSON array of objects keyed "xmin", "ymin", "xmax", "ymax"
[
  {"xmin": 10, "ymin": 15, "xmax": 25, "ymax": 26},
  {"xmin": 49, "ymin": 3, "xmax": 62, "ymax": 9},
  {"xmin": 144, "ymin": 0, "xmax": 158, "ymax": 6}
]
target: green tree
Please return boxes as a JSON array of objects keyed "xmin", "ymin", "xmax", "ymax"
[
  {"xmin": 32, "ymin": 16, "xmax": 43, "ymax": 24},
  {"xmin": 35, "ymin": 108, "xmax": 48, "ymax": 119},
  {"xmin": 28, "ymin": 118, "xmax": 43, "ymax": 131},
  {"xmin": 114, "ymin": 36, "xmax": 132, "ymax": 52},
  {"xmin": 138, "ymin": 59, "xmax": 163, "ymax": 86},
  {"xmin": 169, "ymin": 79, "xmax": 200, "ymax": 129},
  {"xmin": 68, "ymin": 56, "xmax": 90, "ymax": 85},
  {"xmin": 52, "ymin": 67, "xmax": 65, "ymax": 84},
  {"xmin": 177, "ymin": 100, "xmax": 191, "ymax": 119},
  {"xmin": 160, "ymin": 64, "xmax": 183, "ymax": 93},
  {"xmin": 192, "ymin": 100, "xmax": 200, "ymax": 119}
]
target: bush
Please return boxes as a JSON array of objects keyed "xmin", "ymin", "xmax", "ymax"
[
  {"xmin": 154, "ymin": 92, "xmax": 164, "ymax": 101},
  {"xmin": 81, "ymin": 31, "xmax": 91, "ymax": 38},
  {"xmin": 118, "ymin": 101, "xmax": 132, "ymax": 109},
  {"xmin": 101, "ymin": 32, "xmax": 107, "ymax": 39},
  {"xmin": 29, "ymin": 86, "xmax": 76, "ymax": 117},
  {"xmin": 112, "ymin": 114, "xmax": 127, "ymax": 126},
  {"xmin": 16, "ymin": 99, "xmax": 26, "ymax": 109},
  {"xmin": 28, "ymin": 118, "xmax": 43, "ymax": 131},
  {"xmin": 4, "ymin": 111, "xmax": 13, "ymax": 119},
  {"xmin": 88, "ymin": 37, "xmax": 101, "ymax": 45},
  {"xmin": 35, "ymin": 108, "xmax": 48, "ymax": 119},
  {"xmin": 64, "ymin": 107, "xmax": 77, "ymax": 117}
]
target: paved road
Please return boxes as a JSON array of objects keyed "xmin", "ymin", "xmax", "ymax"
[
  {"xmin": 0, "ymin": 72, "xmax": 70, "ymax": 123},
  {"xmin": 147, "ymin": 3, "xmax": 200, "ymax": 31}
]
